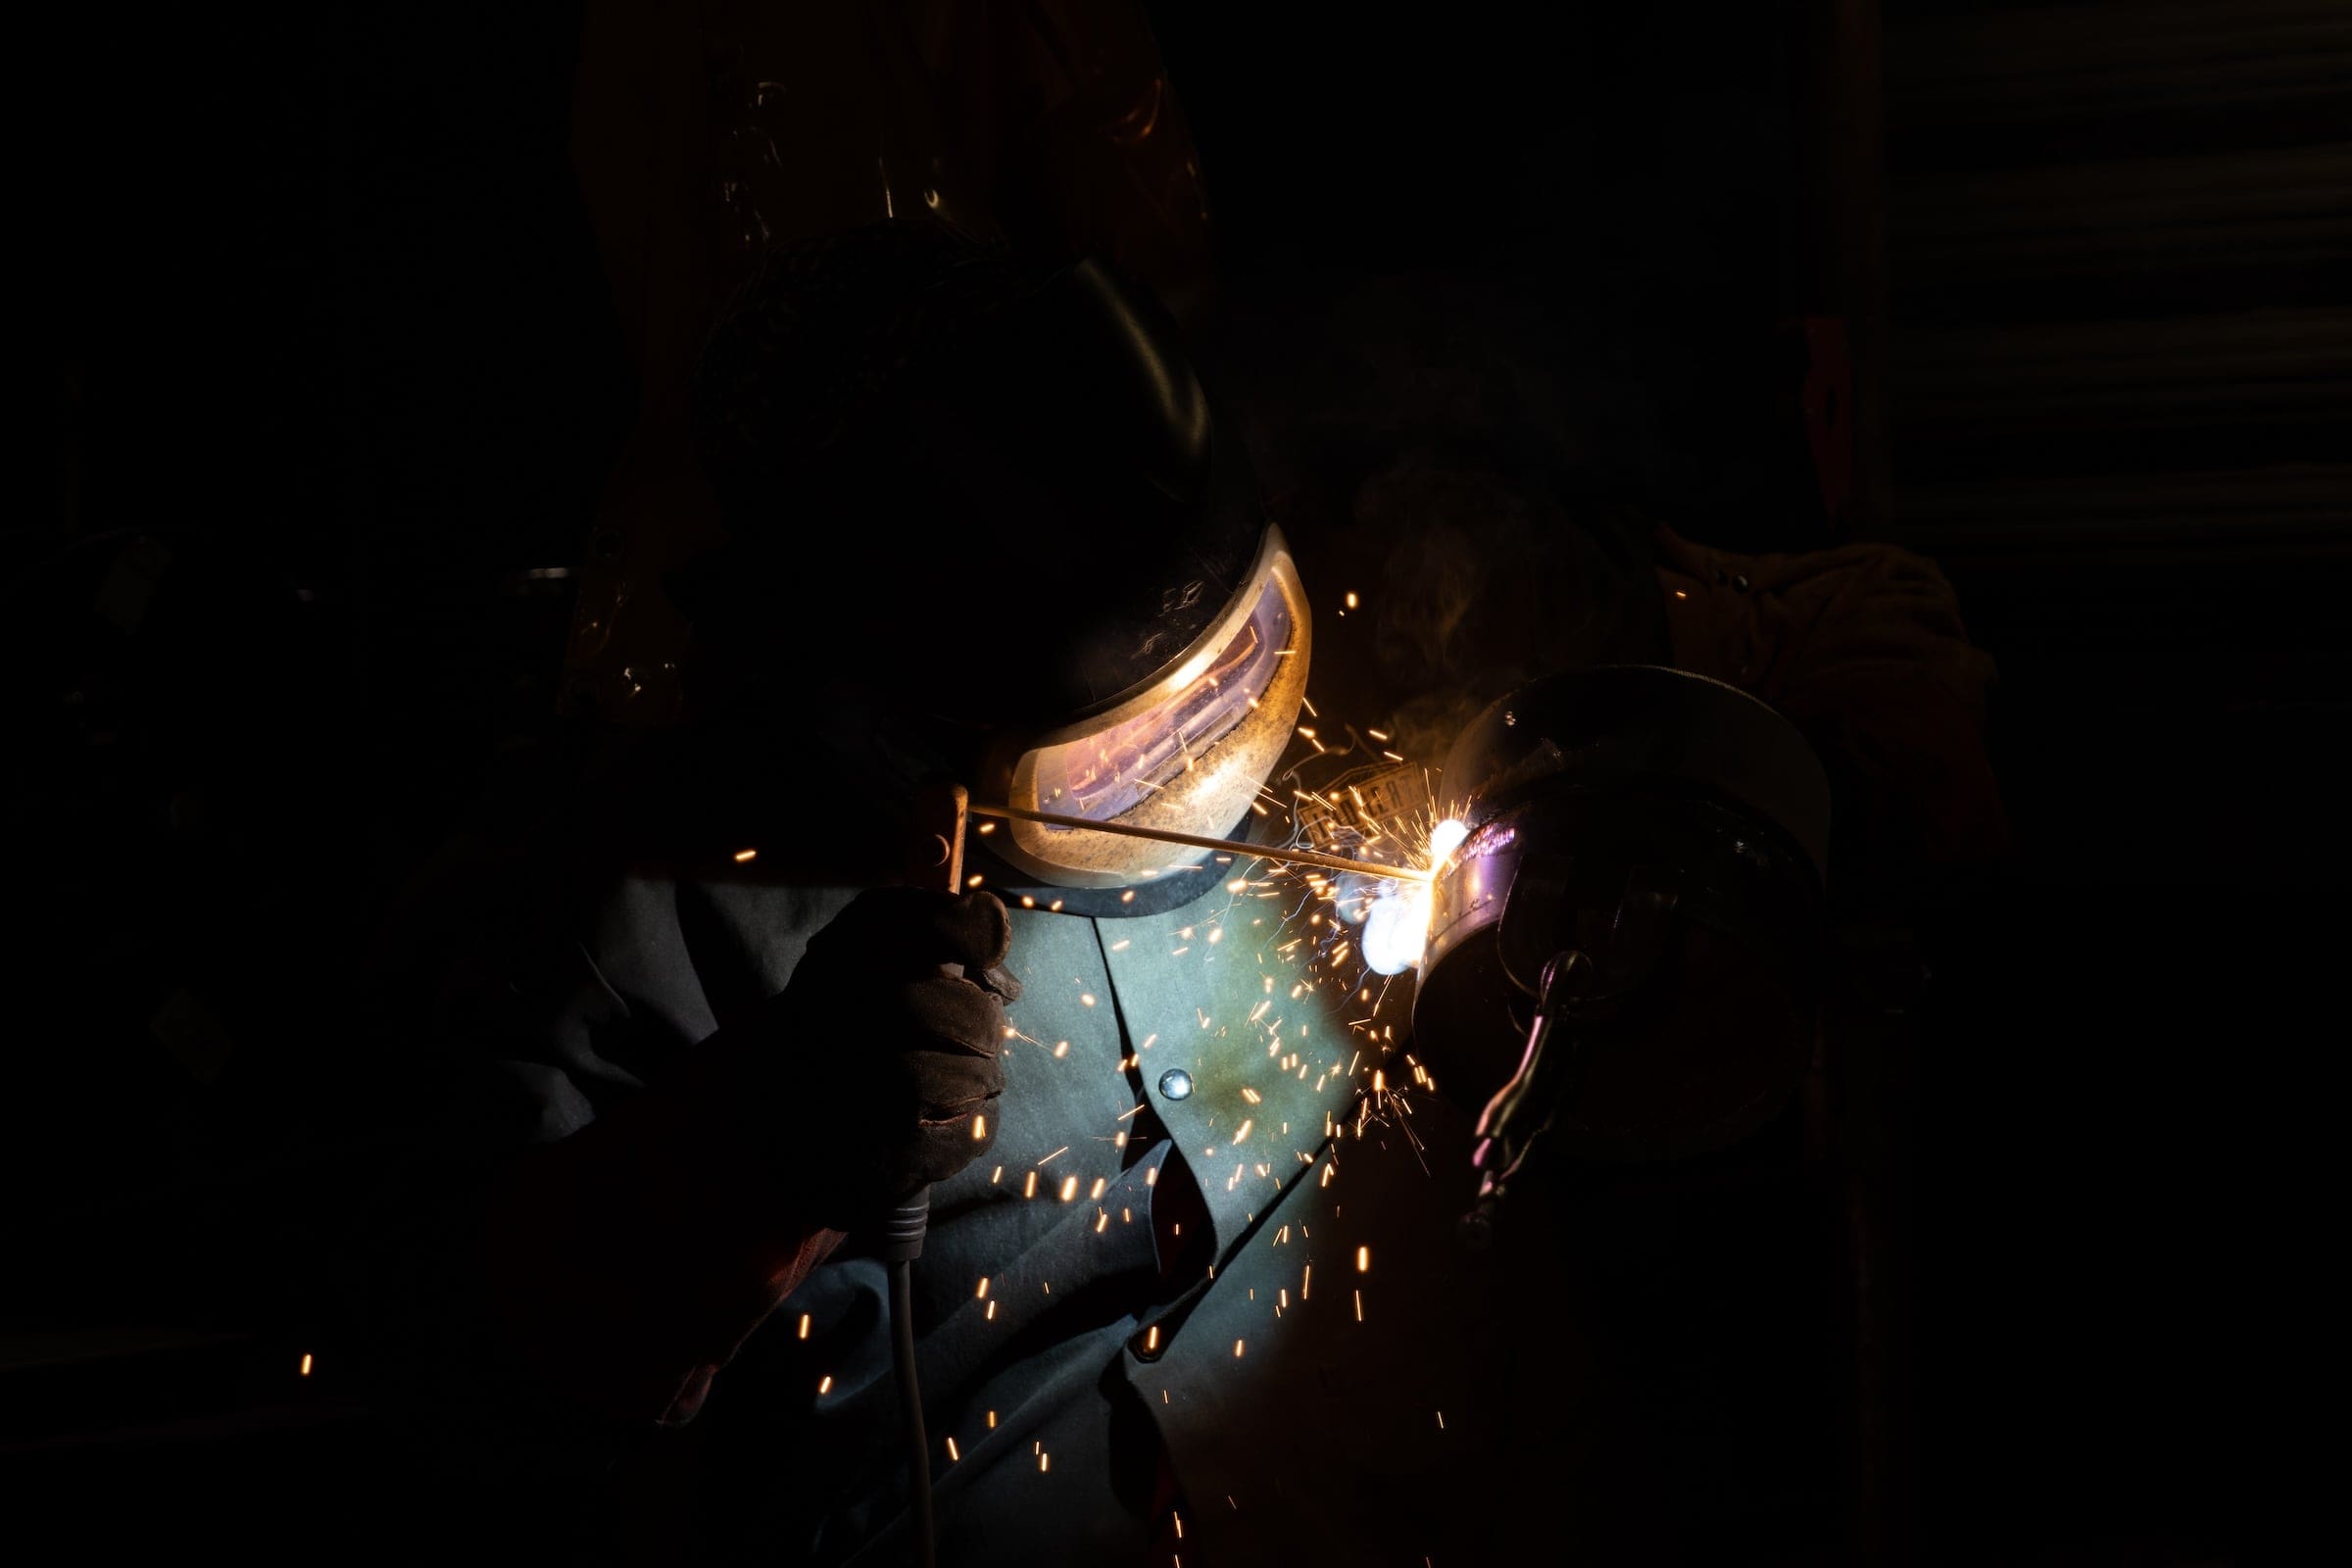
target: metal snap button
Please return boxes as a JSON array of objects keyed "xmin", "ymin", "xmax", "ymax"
[{"xmin": 1157, "ymin": 1068, "xmax": 1195, "ymax": 1102}]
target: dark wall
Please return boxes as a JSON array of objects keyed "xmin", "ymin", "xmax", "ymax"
[
  {"xmin": 20, "ymin": 4, "xmax": 627, "ymax": 1203},
  {"xmin": 1878, "ymin": 4, "xmax": 2344, "ymax": 1560}
]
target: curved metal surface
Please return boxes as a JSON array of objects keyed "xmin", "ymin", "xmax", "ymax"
[{"xmin": 1415, "ymin": 666, "xmax": 1832, "ymax": 1161}]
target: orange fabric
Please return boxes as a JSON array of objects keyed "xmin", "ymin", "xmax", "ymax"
[{"xmin": 1654, "ymin": 523, "xmax": 2010, "ymax": 868}]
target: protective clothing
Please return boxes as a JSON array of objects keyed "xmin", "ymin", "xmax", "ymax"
[
  {"xmin": 466, "ymin": 884, "xmax": 1007, "ymax": 1430},
  {"xmin": 372, "ymin": 822, "xmax": 1602, "ymax": 1566},
  {"xmin": 356, "ymin": 220, "xmax": 1334, "ymax": 1511}
]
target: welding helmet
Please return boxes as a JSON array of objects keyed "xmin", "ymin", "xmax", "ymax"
[{"xmin": 678, "ymin": 221, "xmax": 1308, "ymax": 898}]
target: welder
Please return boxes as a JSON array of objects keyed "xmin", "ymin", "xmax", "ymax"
[{"xmin": 347, "ymin": 219, "xmax": 1453, "ymax": 1565}]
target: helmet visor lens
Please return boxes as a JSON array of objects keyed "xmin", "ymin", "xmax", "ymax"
[{"xmin": 1004, "ymin": 546, "xmax": 1310, "ymax": 885}]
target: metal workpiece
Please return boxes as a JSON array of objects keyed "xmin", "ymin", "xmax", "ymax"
[{"xmin": 1414, "ymin": 666, "xmax": 1833, "ymax": 1165}]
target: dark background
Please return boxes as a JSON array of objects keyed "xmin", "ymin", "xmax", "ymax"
[{"xmin": 16, "ymin": 2, "xmax": 2341, "ymax": 1560}]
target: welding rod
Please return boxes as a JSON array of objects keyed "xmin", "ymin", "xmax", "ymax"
[{"xmin": 966, "ymin": 801, "xmax": 1432, "ymax": 883}]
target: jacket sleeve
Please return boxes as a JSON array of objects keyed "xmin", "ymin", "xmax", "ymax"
[{"xmin": 338, "ymin": 832, "xmax": 844, "ymax": 1457}]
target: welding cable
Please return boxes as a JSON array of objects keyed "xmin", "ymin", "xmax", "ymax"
[{"xmin": 888, "ymin": 1255, "xmax": 937, "ymax": 1568}]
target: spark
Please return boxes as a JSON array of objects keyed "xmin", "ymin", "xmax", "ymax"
[
  {"xmin": 947, "ymin": 1437, "xmax": 960, "ymax": 1460},
  {"xmin": 1357, "ymin": 1246, "xmax": 1371, "ymax": 1273},
  {"xmin": 798, "ymin": 1313, "xmax": 811, "ymax": 1340},
  {"xmin": 1059, "ymin": 1175, "xmax": 1079, "ymax": 1201},
  {"xmin": 818, "ymin": 1374, "xmax": 834, "ymax": 1395},
  {"xmin": 1039, "ymin": 1147, "xmax": 1069, "ymax": 1164},
  {"xmin": 1234, "ymin": 1340, "xmax": 1245, "ymax": 1358},
  {"xmin": 299, "ymin": 1353, "xmax": 313, "ymax": 1377},
  {"xmin": 733, "ymin": 848, "xmax": 758, "ymax": 863},
  {"xmin": 972, "ymin": 1114, "xmax": 988, "ymax": 1139},
  {"xmin": 965, "ymin": 874, "xmax": 984, "ymax": 888},
  {"xmin": 976, "ymin": 1277, "xmax": 990, "ymax": 1298}
]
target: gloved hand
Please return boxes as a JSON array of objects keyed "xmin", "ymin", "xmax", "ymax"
[
  {"xmin": 1654, "ymin": 521, "xmax": 2009, "ymax": 874},
  {"xmin": 479, "ymin": 886, "xmax": 1019, "ymax": 1426},
  {"xmin": 710, "ymin": 887, "xmax": 1018, "ymax": 1232}
]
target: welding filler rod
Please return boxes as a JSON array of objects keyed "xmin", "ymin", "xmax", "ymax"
[{"xmin": 965, "ymin": 801, "xmax": 1432, "ymax": 883}]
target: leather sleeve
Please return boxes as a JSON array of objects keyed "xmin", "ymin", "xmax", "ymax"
[{"xmin": 343, "ymin": 828, "xmax": 844, "ymax": 1446}]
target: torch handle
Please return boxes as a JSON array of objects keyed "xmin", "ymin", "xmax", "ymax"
[{"xmin": 875, "ymin": 779, "xmax": 965, "ymax": 1267}]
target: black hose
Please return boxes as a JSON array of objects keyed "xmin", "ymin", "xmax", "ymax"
[{"xmin": 887, "ymin": 1258, "xmax": 937, "ymax": 1568}]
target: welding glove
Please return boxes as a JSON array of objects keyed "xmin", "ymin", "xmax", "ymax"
[
  {"xmin": 477, "ymin": 888, "xmax": 1013, "ymax": 1428},
  {"xmin": 1655, "ymin": 522, "xmax": 2009, "ymax": 877},
  {"xmin": 714, "ymin": 886, "xmax": 1016, "ymax": 1230}
]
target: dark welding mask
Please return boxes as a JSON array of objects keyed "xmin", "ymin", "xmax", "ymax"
[{"xmin": 677, "ymin": 221, "xmax": 1307, "ymax": 899}]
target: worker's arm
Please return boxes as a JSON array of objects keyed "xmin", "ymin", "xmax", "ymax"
[
  {"xmin": 1653, "ymin": 523, "xmax": 2009, "ymax": 885},
  {"xmin": 345, "ymin": 828, "xmax": 1010, "ymax": 1439},
  {"xmin": 475, "ymin": 888, "xmax": 1014, "ymax": 1427}
]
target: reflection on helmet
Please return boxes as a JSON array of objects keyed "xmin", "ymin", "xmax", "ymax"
[{"xmin": 990, "ymin": 531, "xmax": 1310, "ymax": 887}]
